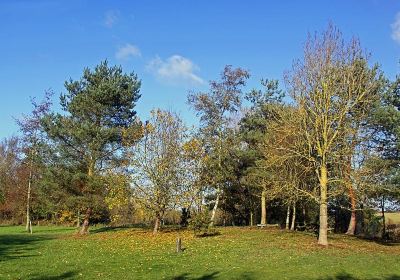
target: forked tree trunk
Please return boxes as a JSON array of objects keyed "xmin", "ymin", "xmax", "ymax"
[
  {"xmin": 290, "ymin": 202, "xmax": 296, "ymax": 231},
  {"xmin": 285, "ymin": 204, "xmax": 290, "ymax": 230},
  {"xmin": 79, "ymin": 208, "xmax": 92, "ymax": 235},
  {"xmin": 318, "ymin": 165, "xmax": 328, "ymax": 246},
  {"xmin": 261, "ymin": 190, "xmax": 267, "ymax": 225},
  {"xmin": 25, "ymin": 170, "xmax": 32, "ymax": 232},
  {"xmin": 210, "ymin": 187, "xmax": 221, "ymax": 227}
]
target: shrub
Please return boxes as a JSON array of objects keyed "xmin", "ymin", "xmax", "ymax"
[{"xmin": 188, "ymin": 211, "xmax": 216, "ymax": 237}]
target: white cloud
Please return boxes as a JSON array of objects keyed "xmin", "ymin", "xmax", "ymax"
[
  {"xmin": 104, "ymin": 10, "xmax": 120, "ymax": 28},
  {"xmin": 115, "ymin": 44, "xmax": 141, "ymax": 60},
  {"xmin": 146, "ymin": 55, "xmax": 204, "ymax": 85},
  {"xmin": 391, "ymin": 12, "xmax": 400, "ymax": 44}
]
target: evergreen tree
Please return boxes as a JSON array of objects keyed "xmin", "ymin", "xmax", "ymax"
[{"xmin": 43, "ymin": 61, "xmax": 141, "ymax": 234}]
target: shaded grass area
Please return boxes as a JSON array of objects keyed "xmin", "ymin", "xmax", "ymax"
[{"xmin": 0, "ymin": 226, "xmax": 399, "ymax": 279}]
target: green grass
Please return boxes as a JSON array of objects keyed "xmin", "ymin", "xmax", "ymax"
[{"xmin": 0, "ymin": 225, "xmax": 399, "ymax": 280}]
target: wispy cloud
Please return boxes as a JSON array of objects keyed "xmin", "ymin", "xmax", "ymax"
[
  {"xmin": 146, "ymin": 55, "xmax": 204, "ymax": 85},
  {"xmin": 391, "ymin": 12, "xmax": 400, "ymax": 44},
  {"xmin": 104, "ymin": 10, "xmax": 120, "ymax": 28},
  {"xmin": 115, "ymin": 44, "xmax": 141, "ymax": 60}
]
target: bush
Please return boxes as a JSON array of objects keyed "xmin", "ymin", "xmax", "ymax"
[
  {"xmin": 364, "ymin": 215, "xmax": 383, "ymax": 239},
  {"xmin": 188, "ymin": 211, "xmax": 216, "ymax": 237}
]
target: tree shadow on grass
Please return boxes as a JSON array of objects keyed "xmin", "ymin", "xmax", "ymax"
[
  {"xmin": 171, "ymin": 271, "xmax": 255, "ymax": 280},
  {"xmin": 28, "ymin": 271, "xmax": 78, "ymax": 280},
  {"xmin": 317, "ymin": 272, "xmax": 400, "ymax": 280},
  {"xmin": 353, "ymin": 235, "xmax": 400, "ymax": 247},
  {"xmin": 90, "ymin": 224, "xmax": 149, "ymax": 234},
  {"xmin": 171, "ymin": 271, "xmax": 220, "ymax": 280},
  {"xmin": 0, "ymin": 233, "xmax": 55, "ymax": 262}
]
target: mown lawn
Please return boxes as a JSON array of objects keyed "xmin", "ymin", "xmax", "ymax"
[{"xmin": 0, "ymin": 225, "xmax": 399, "ymax": 280}]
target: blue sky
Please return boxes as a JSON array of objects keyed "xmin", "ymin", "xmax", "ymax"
[{"xmin": 0, "ymin": 0, "xmax": 399, "ymax": 139}]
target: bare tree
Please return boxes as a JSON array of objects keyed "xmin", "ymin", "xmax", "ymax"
[{"xmin": 16, "ymin": 91, "xmax": 53, "ymax": 232}]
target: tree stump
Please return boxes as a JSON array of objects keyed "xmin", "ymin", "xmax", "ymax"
[{"xmin": 176, "ymin": 237, "xmax": 182, "ymax": 253}]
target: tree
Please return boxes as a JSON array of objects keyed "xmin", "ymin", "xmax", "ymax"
[
  {"xmin": 256, "ymin": 103, "xmax": 315, "ymax": 229},
  {"xmin": 240, "ymin": 79, "xmax": 285, "ymax": 226},
  {"xmin": 285, "ymin": 24, "xmax": 382, "ymax": 245},
  {"xmin": 16, "ymin": 91, "xmax": 53, "ymax": 232},
  {"xmin": 127, "ymin": 109, "xmax": 187, "ymax": 234},
  {"xmin": 188, "ymin": 65, "xmax": 250, "ymax": 226},
  {"xmin": 43, "ymin": 61, "xmax": 141, "ymax": 234},
  {"xmin": 179, "ymin": 135, "xmax": 206, "ymax": 218},
  {"xmin": 0, "ymin": 137, "xmax": 26, "ymax": 223}
]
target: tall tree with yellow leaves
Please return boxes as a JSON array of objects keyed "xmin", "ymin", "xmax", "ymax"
[{"xmin": 285, "ymin": 24, "xmax": 383, "ymax": 245}]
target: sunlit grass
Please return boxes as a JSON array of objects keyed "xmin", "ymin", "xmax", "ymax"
[{"xmin": 0, "ymin": 226, "xmax": 399, "ymax": 279}]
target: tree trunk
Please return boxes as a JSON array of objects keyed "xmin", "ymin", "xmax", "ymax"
[
  {"xmin": 285, "ymin": 204, "xmax": 290, "ymax": 230},
  {"xmin": 79, "ymin": 208, "xmax": 91, "ymax": 235},
  {"xmin": 80, "ymin": 160, "xmax": 94, "ymax": 234},
  {"xmin": 250, "ymin": 211, "xmax": 253, "ymax": 227},
  {"xmin": 381, "ymin": 196, "xmax": 386, "ymax": 239},
  {"xmin": 346, "ymin": 185, "xmax": 357, "ymax": 235},
  {"xmin": 76, "ymin": 210, "xmax": 81, "ymax": 228},
  {"xmin": 318, "ymin": 165, "xmax": 328, "ymax": 246},
  {"xmin": 290, "ymin": 202, "xmax": 296, "ymax": 231},
  {"xmin": 260, "ymin": 189, "xmax": 267, "ymax": 225},
  {"xmin": 303, "ymin": 206, "xmax": 307, "ymax": 226},
  {"xmin": 210, "ymin": 188, "xmax": 221, "ymax": 227},
  {"xmin": 25, "ymin": 170, "xmax": 32, "ymax": 232},
  {"xmin": 153, "ymin": 215, "xmax": 161, "ymax": 234},
  {"xmin": 345, "ymin": 158, "xmax": 356, "ymax": 235}
]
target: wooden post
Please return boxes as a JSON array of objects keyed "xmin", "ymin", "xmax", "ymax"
[{"xmin": 176, "ymin": 237, "xmax": 182, "ymax": 253}]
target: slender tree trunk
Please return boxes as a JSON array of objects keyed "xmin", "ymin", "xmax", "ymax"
[
  {"xmin": 80, "ymin": 160, "xmax": 94, "ymax": 234},
  {"xmin": 318, "ymin": 164, "xmax": 328, "ymax": 246},
  {"xmin": 261, "ymin": 189, "xmax": 267, "ymax": 225},
  {"xmin": 79, "ymin": 208, "xmax": 91, "ymax": 235},
  {"xmin": 381, "ymin": 196, "xmax": 386, "ymax": 239},
  {"xmin": 153, "ymin": 214, "xmax": 161, "ymax": 234},
  {"xmin": 345, "ymin": 158, "xmax": 356, "ymax": 235},
  {"xmin": 250, "ymin": 211, "xmax": 254, "ymax": 226},
  {"xmin": 286, "ymin": 204, "xmax": 290, "ymax": 230},
  {"xmin": 210, "ymin": 187, "xmax": 221, "ymax": 227},
  {"xmin": 25, "ymin": 169, "xmax": 32, "ymax": 232},
  {"xmin": 290, "ymin": 202, "xmax": 296, "ymax": 231},
  {"xmin": 76, "ymin": 210, "xmax": 81, "ymax": 228}
]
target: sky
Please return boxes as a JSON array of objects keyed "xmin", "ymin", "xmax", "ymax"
[{"xmin": 0, "ymin": 0, "xmax": 400, "ymax": 139}]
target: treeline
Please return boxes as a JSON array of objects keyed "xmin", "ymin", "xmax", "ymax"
[{"xmin": 1, "ymin": 25, "xmax": 399, "ymax": 245}]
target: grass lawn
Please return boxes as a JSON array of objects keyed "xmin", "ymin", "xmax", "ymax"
[{"xmin": 0, "ymin": 225, "xmax": 399, "ymax": 280}]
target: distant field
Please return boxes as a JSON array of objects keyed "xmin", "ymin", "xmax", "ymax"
[
  {"xmin": 0, "ymin": 226, "xmax": 399, "ymax": 280},
  {"xmin": 385, "ymin": 212, "xmax": 400, "ymax": 224}
]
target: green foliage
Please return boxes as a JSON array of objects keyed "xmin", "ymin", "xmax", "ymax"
[
  {"xmin": 188, "ymin": 210, "xmax": 214, "ymax": 236},
  {"xmin": 41, "ymin": 61, "xmax": 142, "ymax": 223},
  {"xmin": 364, "ymin": 212, "xmax": 383, "ymax": 239},
  {"xmin": 43, "ymin": 60, "xmax": 141, "ymax": 173}
]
